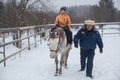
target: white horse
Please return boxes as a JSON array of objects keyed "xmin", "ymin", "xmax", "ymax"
[{"xmin": 48, "ymin": 27, "xmax": 72, "ymax": 76}]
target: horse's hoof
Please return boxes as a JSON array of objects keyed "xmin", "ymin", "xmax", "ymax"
[
  {"xmin": 54, "ymin": 73, "xmax": 61, "ymax": 76},
  {"xmin": 59, "ymin": 71, "xmax": 62, "ymax": 75},
  {"xmin": 64, "ymin": 66, "xmax": 68, "ymax": 69},
  {"xmin": 63, "ymin": 65, "xmax": 68, "ymax": 69},
  {"xmin": 54, "ymin": 74, "xmax": 58, "ymax": 76}
]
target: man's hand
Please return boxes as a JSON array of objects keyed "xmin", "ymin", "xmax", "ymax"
[
  {"xmin": 74, "ymin": 42, "xmax": 78, "ymax": 48},
  {"xmin": 63, "ymin": 26, "xmax": 69, "ymax": 30},
  {"xmin": 99, "ymin": 48, "xmax": 103, "ymax": 53}
]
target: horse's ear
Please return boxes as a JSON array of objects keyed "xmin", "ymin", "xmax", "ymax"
[
  {"xmin": 49, "ymin": 31, "xmax": 52, "ymax": 38},
  {"xmin": 49, "ymin": 31, "xmax": 52, "ymax": 35}
]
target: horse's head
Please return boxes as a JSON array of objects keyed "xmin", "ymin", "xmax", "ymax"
[{"xmin": 48, "ymin": 28, "xmax": 61, "ymax": 58}]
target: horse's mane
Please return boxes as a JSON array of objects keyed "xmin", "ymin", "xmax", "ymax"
[
  {"xmin": 55, "ymin": 27, "xmax": 65, "ymax": 39},
  {"xmin": 50, "ymin": 27, "xmax": 65, "ymax": 40}
]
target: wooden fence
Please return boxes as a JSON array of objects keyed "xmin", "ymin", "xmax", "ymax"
[
  {"xmin": 0, "ymin": 23, "xmax": 120, "ymax": 67},
  {"xmin": 0, "ymin": 25, "xmax": 50, "ymax": 67}
]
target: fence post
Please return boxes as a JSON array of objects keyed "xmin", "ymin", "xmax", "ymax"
[
  {"xmin": 119, "ymin": 25, "xmax": 120, "ymax": 36},
  {"xmin": 17, "ymin": 29, "xmax": 22, "ymax": 57},
  {"xmin": 27, "ymin": 29, "xmax": 30, "ymax": 50},
  {"xmin": 3, "ymin": 32, "xmax": 6, "ymax": 67},
  {"xmin": 17, "ymin": 29, "xmax": 21, "ymax": 48},
  {"xmin": 39, "ymin": 28, "xmax": 42, "ymax": 44},
  {"xmin": 101, "ymin": 25, "xmax": 104, "ymax": 37},
  {"xmin": 34, "ymin": 28, "xmax": 37, "ymax": 47}
]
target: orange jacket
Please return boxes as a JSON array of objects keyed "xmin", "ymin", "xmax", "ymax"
[{"xmin": 55, "ymin": 14, "xmax": 71, "ymax": 27}]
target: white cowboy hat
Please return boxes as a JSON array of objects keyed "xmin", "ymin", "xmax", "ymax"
[{"xmin": 85, "ymin": 20, "xmax": 95, "ymax": 25}]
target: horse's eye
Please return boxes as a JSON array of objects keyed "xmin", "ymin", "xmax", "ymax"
[{"xmin": 57, "ymin": 32, "xmax": 59, "ymax": 35}]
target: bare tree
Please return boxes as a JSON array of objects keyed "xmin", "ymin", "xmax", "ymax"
[
  {"xmin": 0, "ymin": 0, "xmax": 56, "ymax": 27},
  {"xmin": 15, "ymin": 0, "xmax": 30, "ymax": 26},
  {"xmin": 0, "ymin": 0, "xmax": 4, "ymax": 27},
  {"xmin": 98, "ymin": 0, "xmax": 117, "ymax": 22}
]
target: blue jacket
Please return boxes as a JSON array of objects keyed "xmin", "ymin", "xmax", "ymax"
[{"xmin": 74, "ymin": 26, "xmax": 103, "ymax": 50}]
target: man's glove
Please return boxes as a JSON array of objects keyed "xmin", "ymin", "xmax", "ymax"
[
  {"xmin": 99, "ymin": 48, "xmax": 103, "ymax": 53},
  {"xmin": 74, "ymin": 42, "xmax": 78, "ymax": 48}
]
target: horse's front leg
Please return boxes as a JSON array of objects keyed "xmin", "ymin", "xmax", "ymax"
[
  {"xmin": 64, "ymin": 47, "xmax": 71, "ymax": 68},
  {"xmin": 64, "ymin": 52, "xmax": 69, "ymax": 68},
  {"xmin": 59, "ymin": 55, "xmax": 64, "ymax": 75},
  {"xmin": 55, "ymin": 56, "xmax": 58, "ymax": 76}
]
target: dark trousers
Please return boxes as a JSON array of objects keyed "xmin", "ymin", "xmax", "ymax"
[
  {"xmin": 80, "ymin": 49, "xmax": 95, "ymax": 76},
  {"xmin": 64, "ymin": 28, "xmax": 72, "ymax": 44}
]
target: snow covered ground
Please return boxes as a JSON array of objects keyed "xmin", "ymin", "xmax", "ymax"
[{"xmin": 0, "ymin": 26, "xmax": 120, "ymax": 80}]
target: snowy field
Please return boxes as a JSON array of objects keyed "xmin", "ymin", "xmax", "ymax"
[{"xmin": 0, "ymin": 25, "xmax": 120, "ymax": 80}]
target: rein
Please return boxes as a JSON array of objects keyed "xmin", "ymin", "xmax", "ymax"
[
  {"xmin": 48, "ymin": 27, "xmax": 65, "ymax": 54},
  {"xmin": 49, "ymin": 35, "xmax": 61, "ymax": 53}
]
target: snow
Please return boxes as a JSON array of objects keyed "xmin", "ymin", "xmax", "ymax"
[{"xmin": 0, "ymin": 25, "xmax": 120, "ymax": 80}]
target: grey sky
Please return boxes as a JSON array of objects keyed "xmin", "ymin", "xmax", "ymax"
[{"xmin": 51, "ymin": 0, "xmax": 120, "ymax": 10}]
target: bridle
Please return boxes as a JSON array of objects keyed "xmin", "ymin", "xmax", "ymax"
[{"xmin": 49, "ymin": 34, "xmax": 61, "ymax": 53}]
